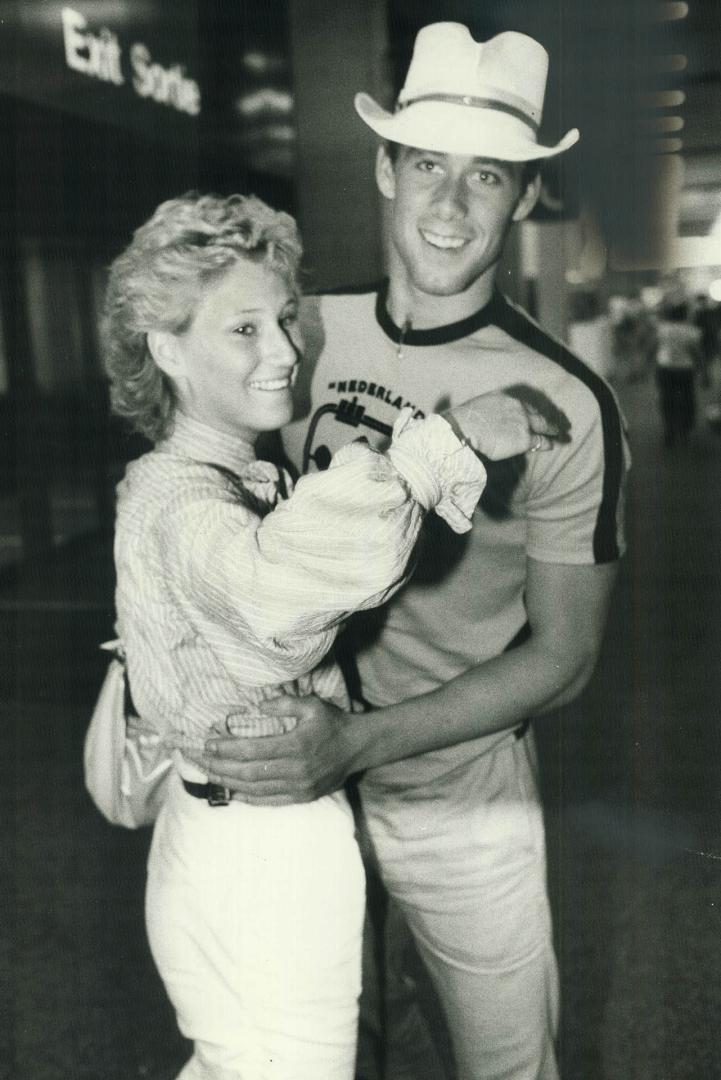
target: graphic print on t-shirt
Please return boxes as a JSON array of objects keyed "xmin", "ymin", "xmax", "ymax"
[
  {"xmin": 301, "ymin": 380, "xmax": 425, "ymax": 474},
  {"xmin": 302, "ymin": 379, "xmax": 528, "ymax": 524}
]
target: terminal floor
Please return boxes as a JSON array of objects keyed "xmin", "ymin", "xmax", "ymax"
[{"xmin": 3, "ymin": 375, "xmax": 721, "ymax": 1080}]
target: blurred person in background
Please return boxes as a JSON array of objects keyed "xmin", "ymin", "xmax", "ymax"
[
  {"xmin": 654, "ymin": 299, "xmax": 703, "ymax": 447},
  {"xmin": 696, "ymin": 292, "xmax": 721, "ymax": 433},
  {"xmin": 102, "ymin": 191, "xmax": 556, "ymax": 1080},
  {"xmin": 567, "ymin": 289, "xmax": 616, "ymax": 381},
  {"xmin": 611, "ymin": 297, "xmax": 657, "ymax": 384},
  {"xmin": 202, "ymin": 23, "xmax": 630, "ymax": 1080},
  {"xmin": 693, "ymin": 293, "xmax": 721, "ymax": 385}
]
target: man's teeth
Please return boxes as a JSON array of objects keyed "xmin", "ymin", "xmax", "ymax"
[
  {"xmin": 421, "ymin": 230, "xmax": 467, "ymax": 250},
  {"xmin": 249, "ymin": 377, "xmax": 291, "ymax": 391}
]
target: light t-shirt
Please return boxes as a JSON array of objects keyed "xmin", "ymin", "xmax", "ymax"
[{"xmin": 282, "ymin": 283, "xmax": 631, "ymax": 791}]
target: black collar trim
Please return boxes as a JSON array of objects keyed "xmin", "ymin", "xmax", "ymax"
[{"xmin": 374, "ymin": 278, "xmax": 503, "ymax": 346}]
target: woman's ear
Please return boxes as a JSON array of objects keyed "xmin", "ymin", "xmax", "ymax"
[{"xmin": 147, "ymin": 331, "xmax": 182, "ymax": 377}]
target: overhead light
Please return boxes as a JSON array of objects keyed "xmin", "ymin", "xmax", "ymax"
[
  {"xmin": 235, "ymin": 89, "xmax": 293, "ymax": 118},
  {"xmin": 655, "ymin": 54, "xmax": 688, "ymax": 72},
  {"xmin": 241, "ymin": 51, "xmax": 286, "ymax": 75},
  {"xmin": 653, "ymin": 2, "xmax": 689, "ymax": 20},
  {"xmin": 648, "ymin": 115, "xmax": 685, "ymax": 133},
  {"xmin": 639, "ymin": 90, "xmax": 686, "ymax": 108},
  {"xmin": 652, "ymin": 136, "xmax": 684, "ymax": 154}
]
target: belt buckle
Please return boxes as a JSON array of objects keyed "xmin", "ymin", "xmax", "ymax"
[{"xmin": 206, "ymin": 783, "xmax": 231, "ymax": 807}]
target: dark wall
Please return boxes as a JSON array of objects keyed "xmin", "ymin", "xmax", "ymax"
[{"xmin": 0, "ymin": 0, "xmax": 298, "ymax": 565}]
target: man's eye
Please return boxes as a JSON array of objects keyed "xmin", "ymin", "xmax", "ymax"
[
  {"xmin": 417, "ymin": 159, "xmax": 442, "ymax": 173},
  {"xmin": 281, "ymin": 311, "xmax": 298, "ymax": 328},
  {"xmin": 474, "ymin": 171, "xmax": 501, "ymax": 186},
  {"xmin": 234, "ymin": 323, "xmax": 256, "ymax": 336}
]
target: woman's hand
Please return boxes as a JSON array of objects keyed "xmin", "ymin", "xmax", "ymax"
[{"xmin": 446, "ymin": 388, "xmax": 566, "ymax": 460}]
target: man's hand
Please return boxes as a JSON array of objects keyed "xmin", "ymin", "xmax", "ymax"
[
  {"xmin": 201, "ymin": 696, "xmax": 356, "ymax": 806},
  {"xmin": 446, "ymin": 387, "xmax": 569, "ymax": 459}
]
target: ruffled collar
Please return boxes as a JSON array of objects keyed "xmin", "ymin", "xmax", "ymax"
[
  {"xmin": 162, "ymin": 412, "xmax": 257, "ymax": 473},
  {"xmin": 159, "ymin": 412, "xmax": 284, "ymax": 507}
]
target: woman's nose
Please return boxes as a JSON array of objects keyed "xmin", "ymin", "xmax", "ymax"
[{"xmin": 268, "ymin": 324, "xmax": 299, "ymax": 365}]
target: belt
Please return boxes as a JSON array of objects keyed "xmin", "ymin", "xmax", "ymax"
[
  {"xmin": 182, "ymin": 779, "xmax": 232, "ymax": 806},
  {"xmin": 183, "ymin": 722, "xmax": 530, "ymax": 806}
]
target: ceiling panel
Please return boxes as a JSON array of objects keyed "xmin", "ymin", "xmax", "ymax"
[{"xmin": 673, "ymin": 1, "xmax": 721, "ymax": 237}]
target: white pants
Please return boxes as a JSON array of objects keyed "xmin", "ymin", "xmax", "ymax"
[
  {"xmin": 361, "ymin": 730, "xmax": 559, "ymax": 1080},
  {"xmin": 146, "ymin": 772, "xmax": 365, "ymax": 1080}
]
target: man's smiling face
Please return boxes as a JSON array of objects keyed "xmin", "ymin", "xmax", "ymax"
[{"xmin": 377, "ymin": 144, "xmax": 539, "ymax": 307}]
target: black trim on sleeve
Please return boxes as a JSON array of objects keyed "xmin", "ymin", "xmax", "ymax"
[{"xmin": 491, "ymin": 295, "xmax": 626, "ymax": 564}]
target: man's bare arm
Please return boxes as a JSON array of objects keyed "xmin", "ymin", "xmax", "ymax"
[{"xmin": 201, "ymin": 558, "xmax": 618, "ymax": 804}]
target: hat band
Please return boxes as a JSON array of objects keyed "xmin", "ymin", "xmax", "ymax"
[{"xmin": 396, "ymin": 93, "xmax": 539, "ymax": 136}]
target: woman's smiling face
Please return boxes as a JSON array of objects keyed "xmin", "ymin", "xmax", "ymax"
[{"xmin": 166, "ymin": 257, "xmax": 301, "ymax": 443}]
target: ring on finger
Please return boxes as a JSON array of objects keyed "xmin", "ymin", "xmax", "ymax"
[{"xmin": 529, "ymin": 433, "xmax": 544, "ymax": 453}]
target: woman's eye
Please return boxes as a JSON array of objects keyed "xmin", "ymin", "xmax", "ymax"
[
  {"xmin": 281, "ymin": 311, "xmax": 298, "ymax": 328},
  {"xmin": 234, "ymin": 323, "xmax": 256, "ymax": 337}
]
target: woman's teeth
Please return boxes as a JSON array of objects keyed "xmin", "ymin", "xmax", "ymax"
[{"xmin": 249, "ymin": 377, "xmax": 291, "ymax": 391}]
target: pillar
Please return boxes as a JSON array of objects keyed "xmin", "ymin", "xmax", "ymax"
[{"xmin": 289, "ymin": 0, "xmax": 388, "ymax": 289}]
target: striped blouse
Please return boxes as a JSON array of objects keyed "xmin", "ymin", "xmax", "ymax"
[{"xmin": 114, "ymin": 408, "xmax": 485, "ymax": 769}]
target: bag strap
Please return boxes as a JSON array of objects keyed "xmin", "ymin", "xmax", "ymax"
[{"xmin": 99, "ymin": 640, "xmax": 139, "ymax": 719}]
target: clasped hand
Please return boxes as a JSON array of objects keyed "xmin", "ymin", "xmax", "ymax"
[
  {"xmin": 446, "ymin": 385, "xmax": 569, "ymax": 459},
  {"xmin": 191, "ymin": 696, "xmax": 354, "ymax": 806}
]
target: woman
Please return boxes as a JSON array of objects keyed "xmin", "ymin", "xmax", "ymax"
[{"xmin": 102, "ymin": 192, "xmax": 556, "ymax": 1080}]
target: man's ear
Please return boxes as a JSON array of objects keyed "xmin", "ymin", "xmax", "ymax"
[
  {"xmin": 512, "ymin": 172, "xmax": 541, "ymax": 223},
  {"xmin": 375, "ymin": 144, "xmax": 397, "ymax": 201},
  {"xmin": 147, "ymin": 330, "xmax": 182, "ymax": 378}
]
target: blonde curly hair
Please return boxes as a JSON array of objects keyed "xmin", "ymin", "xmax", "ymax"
[{"xmin": 101, "ymin": 192, "xmax": 303, "ymax": 442}]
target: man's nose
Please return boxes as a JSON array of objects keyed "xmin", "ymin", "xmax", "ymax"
[{"xmin": 432, "ymin": 174, "xmax": 467, "ymax": 219}]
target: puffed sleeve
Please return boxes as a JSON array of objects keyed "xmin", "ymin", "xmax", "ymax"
[{"xmin": 162, "ymin": 409, "xmax": 486, "ymax": 660}]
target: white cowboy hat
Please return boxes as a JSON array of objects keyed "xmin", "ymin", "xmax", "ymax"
[{"xmin": 355, "ymin": 23, "xmax": 580, "ymax": 162}]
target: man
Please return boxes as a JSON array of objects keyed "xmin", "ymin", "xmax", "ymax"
[{"xmin": 204, "ymin": 23, "xmax": 630, "ymax": 1080}]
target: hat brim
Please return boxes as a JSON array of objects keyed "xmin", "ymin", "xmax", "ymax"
[{"xmin": 355, "ymin": 92, "xmax": 579, "ymax": 162}]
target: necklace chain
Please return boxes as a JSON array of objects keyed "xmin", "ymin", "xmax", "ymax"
[{"xmin": 397, "ymin": 317, "xmax": 412, "ymax": 359}]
